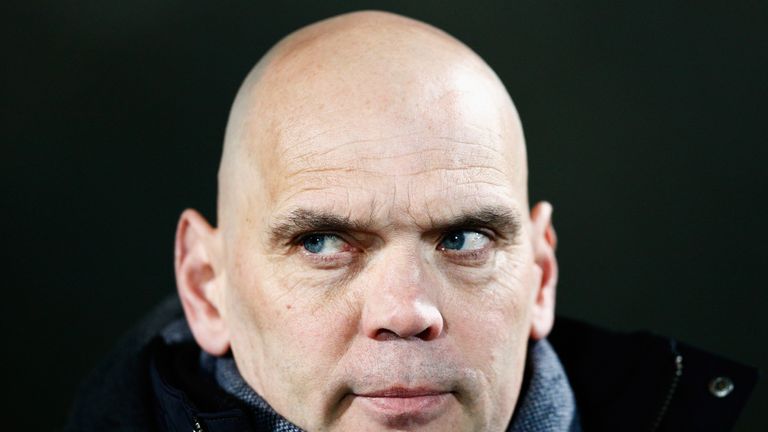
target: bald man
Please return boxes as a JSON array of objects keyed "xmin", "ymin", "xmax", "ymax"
[{"xmin": 66, "ymin": 11, "xmax": 756, "ymax": 432}]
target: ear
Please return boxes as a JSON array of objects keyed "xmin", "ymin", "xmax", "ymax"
[
  {"xmin": 174, "ymin": 209, "xmax": 230, "ymax": 355},
  {"xmin": 529, "ymin": 201, "xmax": 558, "ymax": 340}
]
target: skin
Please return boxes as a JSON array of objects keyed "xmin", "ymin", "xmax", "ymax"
[{"xmin": 175, "ymin": 10, "xmax": 558, "ymax": 432}]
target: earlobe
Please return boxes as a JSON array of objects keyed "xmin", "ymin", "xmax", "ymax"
[
  {"xmin": 175, "ymin": 209, "xmax": 230, "ymax": 356},
  {"xmin": 529, "ymin": 201, "xmax": 558, "ymax": 341}
]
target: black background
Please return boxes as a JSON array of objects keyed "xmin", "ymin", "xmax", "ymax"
[{"xmin": 3, "ymin": 1, "xmax": 766, "ymax": 430}]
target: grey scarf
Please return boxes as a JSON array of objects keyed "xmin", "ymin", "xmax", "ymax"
[{"xmin": 202, "ymin": 339, "xmax": 580, "ymax": 432}]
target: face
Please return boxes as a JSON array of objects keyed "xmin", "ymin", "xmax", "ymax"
[{"xmin": 211, "ymin": 55, "xmax": 547, "ymax": 432}]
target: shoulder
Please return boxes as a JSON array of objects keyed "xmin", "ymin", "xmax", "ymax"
[
  {"xmin": 65, "ymin": 296, "xmax": 255, "ymax": 432},
  {"xmin": 64, "ymin": 296, "xmax": 185, "ymax": 432},
  {"xmin": 550, "ymin": 316, "xmax": 758, "ymax": 432}
]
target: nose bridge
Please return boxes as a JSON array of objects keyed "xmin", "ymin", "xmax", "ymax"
[{"xmin": 361, "ymin": 242, "xmax": 444, "ymax": 341}]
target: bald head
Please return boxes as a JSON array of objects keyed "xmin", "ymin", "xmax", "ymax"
[{"xmin": 218, "ymin": 10, "xmax": 527, "ymax": 229}]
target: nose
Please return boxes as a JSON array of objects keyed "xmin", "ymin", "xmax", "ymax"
[{"xmin": 361, "ymin": 251, "xmax": 444, "ymax": 341}]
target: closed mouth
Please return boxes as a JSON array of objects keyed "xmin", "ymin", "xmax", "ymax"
[
  {"xmin": 357, "ymin": 387, "xmax": 448, "ymax": 398},
  {"xmin": 353, "ymin": 387, "xmax": 454, "ymax": 427}
]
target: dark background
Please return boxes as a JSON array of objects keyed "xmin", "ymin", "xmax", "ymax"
[{"xmin": 3, "ymin": 1, "xmax": 766, "ymax": 430}]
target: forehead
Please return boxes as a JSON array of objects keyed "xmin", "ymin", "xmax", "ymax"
[
  {"xmin": 263, "ymin": 116, "xmax": 524, "ymax": 231},
  {"xmin": 237, "ymin": 41, "xmax": 527, "ymax": 228}
]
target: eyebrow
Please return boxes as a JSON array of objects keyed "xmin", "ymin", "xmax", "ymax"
[
  {"xmin": 267, "ymin": 205, "xmax": 522, "ymax": 246},
  {"xmin": 268, "ymin": 209, "xmax": 367, "ymax": 246},
  {"xmin": 431, "ymin": 206, "xmax": 521, "ymax": 240}
]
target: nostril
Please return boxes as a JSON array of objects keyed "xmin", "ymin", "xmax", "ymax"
[
  {"xmin": 415, "ymin": 327, "xmax": 433, "ymax": 341},
  {"xmin": 373, "ymin": 328, "xmax": 400, "ymax": 341},
  {"xmin": 372, "ymin": 326, "xmax": 437, "ymax": 341}
]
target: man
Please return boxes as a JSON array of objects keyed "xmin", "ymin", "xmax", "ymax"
[{"xmin": 66, "ymin": 11, "xmax": 756, "ymax": 432}]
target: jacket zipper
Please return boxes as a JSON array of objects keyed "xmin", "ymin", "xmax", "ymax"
[
  {"xmin": 192, "ymin": 416, "xmax": 204, "ymax": 432},
  {"xmin": 649, "ymin": 343, "xmax": 683, "ymax": 432}
]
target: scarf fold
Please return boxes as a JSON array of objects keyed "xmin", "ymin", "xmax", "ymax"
[
  {"xmin": 508, "ymin": 339, "xmax": 581, "ymax": 432},
  {"xmin": 202, "ymin": 338, "xmax": 580, "ymax": 432}
]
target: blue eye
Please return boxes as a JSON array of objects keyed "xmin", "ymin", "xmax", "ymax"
[
  {"xmin": 301, "ymin": 234, "xmax": 347, "ymax": 254},
  {"xmin": 439, "ymin": 230, "xmax": 490, "ymax": 251}
]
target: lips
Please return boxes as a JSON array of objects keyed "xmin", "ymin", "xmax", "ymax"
[
  {"xmin": 354, "ymin": 387, "xmax": 453, "ymax": 426},
  {"xmin": 360, "ymin": 387, "xmax": 447, "ymax": 398}
]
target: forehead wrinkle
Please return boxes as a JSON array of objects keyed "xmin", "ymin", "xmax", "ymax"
[
  {"xmin": 278, "ymin": 139, "xmax": 510, "ymax": 182},
  {"xmin": 268, "ymin": 83, "xmax": 513, "ymax": 160},
  {"xmin": 263, "ymin": 129, "xmax": 522, "ymax": 226},
  {"xmin": 272, "ymin": 179, "xmax": 518, "ymax": 231},
  {"xmin": 276, "ymin": 131, "xmax": 425, "ymax": 167},
  {"xmin": 281, "ymin": 159, "xmax": 508, "ymax": 183},
  {"xmin": 271, "ymin": 162, "xmax": 519, "ymax": 229}
]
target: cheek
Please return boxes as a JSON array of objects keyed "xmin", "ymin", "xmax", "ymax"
[
  {"xmin": 255, "ymin": 298, "xmax": 359, "ymax": 425},
  {"xmin": 225, "ymin": 247, "xmax": 358, "ymax": 404},
  {"xmin": 445, "ymin": 249, "xmax": 537, "ymax": 399},
  {"xmin": 448, "ymin": 284, "xmax": 528, "ymax": 372}
]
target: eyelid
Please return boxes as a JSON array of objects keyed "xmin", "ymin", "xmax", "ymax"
[
  {"xmin": 294, "ymin": 231, "xmax": 345, "ymax": 245},
  {"xmin": 439, "ymin": 227, "xmax": 496, "ymax": 242},
  {"xmin": 436, "ymin": 228, "xmax": 494, "ymax": 253},
  {"xmin": 293, "ymin": 231, "xmax": 362, "ymax": 254}
]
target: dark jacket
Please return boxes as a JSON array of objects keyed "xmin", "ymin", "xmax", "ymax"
[{"xmin": 65, "ymin": 296, "xmax": 757, "ymax": 432}]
